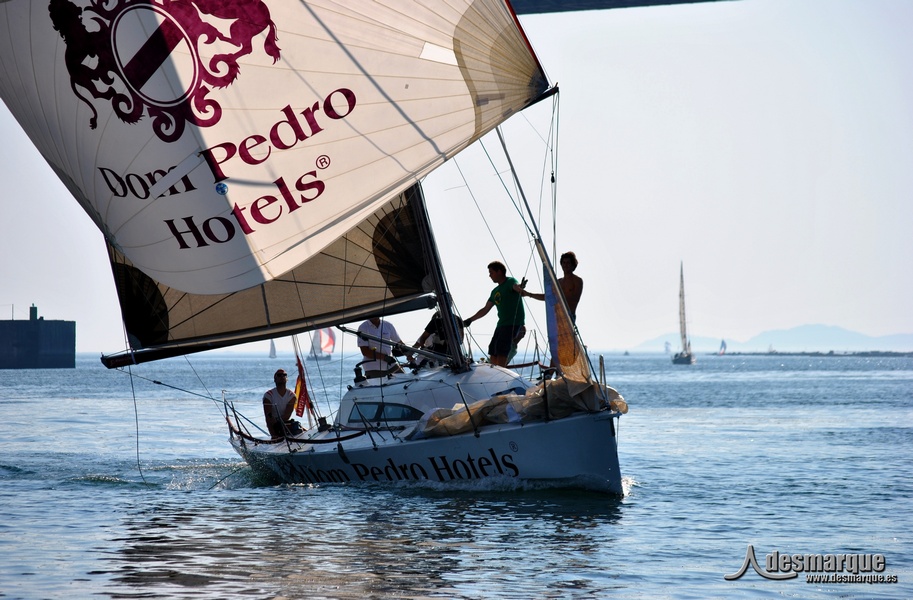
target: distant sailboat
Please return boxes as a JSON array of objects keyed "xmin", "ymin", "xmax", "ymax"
[
  {"xmin": 672, "ymin": 262, "xmax": 695, "ymax": 365},
  {"xmin": 269, "ymin": 340, "xmax": 277, "ymax": 359},
  {"xmin": 719, "ymin": 339, "xmax": 727, "ymax": 355},
  {"xmin": 307, "ymin": 328, "xmax": 335, "ymax": 361}
]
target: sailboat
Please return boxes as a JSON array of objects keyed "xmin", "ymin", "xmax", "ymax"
[
  {"xmin": 718, "ymin": 339, "xmax": 727, "ymax": 355},
  {"xmin": 0, "ymin": 0, "xmax": 626, "ymax": 494},
  {"xmin": 269, "ymin": 340, "xmax": 277, "ymax": 359},
  {"xmin": 672, "ymin": 262, "xmax": 695, "ymax": 365},
  {"xmin": 307, "ymin": 328, "xmax": 335, "ymax": 361}
]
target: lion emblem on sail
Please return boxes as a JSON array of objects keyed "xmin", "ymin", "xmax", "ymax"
[{"xmin": 49, "ymin": 0, "xmax": 281, "ymax": 142}]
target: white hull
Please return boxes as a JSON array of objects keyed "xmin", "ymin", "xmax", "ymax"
[{"xmin": 229, "ymin": 364, "xmax": 624, "ymax": 494}]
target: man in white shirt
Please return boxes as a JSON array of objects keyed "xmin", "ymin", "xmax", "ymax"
[
  {"xmin": 262, "ymin": 369, "xmax": 299, "ymax": 438},
  {"xmin": 357, "ymin": 317, "xmax": 411, "ymax": 373}
]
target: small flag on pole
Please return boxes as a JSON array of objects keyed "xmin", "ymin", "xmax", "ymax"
[{"xmin": 294, "ymin": 353, "xmax": 314, "ymax": 427}]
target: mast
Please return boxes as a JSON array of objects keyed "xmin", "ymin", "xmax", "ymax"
[
  {"xmin": 495, "ymin": 125, "xmax": 577, "ymax": 335},
  {"xmin": 309, "ymin": 330, "xmax": 319, "ymax": 357},
  {"xmin": 496, "ymin": 123, "xmax": 598, "ymax": 386},
  {"xmin": 410, "ymin": 185, "xmax": 469, "ymax": 372},
  {"xmin": 679, "ymin": 262, "xmax": 689, "ymax": 353}
]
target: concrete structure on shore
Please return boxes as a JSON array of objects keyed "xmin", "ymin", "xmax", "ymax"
[{"xmin": 0, "ymin": 305, "xmax": 75, "ymax": 369}]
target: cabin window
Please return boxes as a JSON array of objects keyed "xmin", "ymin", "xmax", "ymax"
[{"xmin": 347, "ymin": 402, "xmax": 424, "ymax": 424}]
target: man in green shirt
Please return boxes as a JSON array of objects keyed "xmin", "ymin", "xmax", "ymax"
[{"xmin": 463, "ymin": 261, "xmax": 526, "ymax": 367}]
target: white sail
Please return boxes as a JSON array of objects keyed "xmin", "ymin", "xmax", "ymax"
[
  {"xmin": 0, "ymin": 0, "xmax": 548, "ymax": 364},
  {"xmin": 673, "ymin": 262, "xmax": 694, "ymax": 364},
  {"xmin": 0, "ymin": 0, "xmax": 546, "ymax": 296},
  {"xmin": 679, "ymin": 263, "xmax": 688, "ymax": 352}
]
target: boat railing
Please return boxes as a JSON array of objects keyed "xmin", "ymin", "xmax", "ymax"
[{"xmin": 227, "ymin": 416, "xmax": 368, "ymax": 446}]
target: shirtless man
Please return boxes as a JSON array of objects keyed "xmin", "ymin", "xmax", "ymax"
[
  {"xmin": 558, "ymin": 251, "xmax": 583, "ymax": 322},
  {"xmin": 520, "ymin": 251, "xmax": 583, "ymax": 322}
]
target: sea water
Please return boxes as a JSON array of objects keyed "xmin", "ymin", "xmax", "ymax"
[{"xmin": 0, "ymin": 353, "xmax": 910, "ymax": 599}]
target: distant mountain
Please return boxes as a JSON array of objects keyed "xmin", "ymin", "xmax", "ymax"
[{"xmin": 632, "ymin": 324, "xmax": 913, "ymax": 353}]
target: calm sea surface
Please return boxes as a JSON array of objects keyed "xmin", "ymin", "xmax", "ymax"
[{"xmin": 1, "ymin": 353, "xmax": 910, "ymax": 599}]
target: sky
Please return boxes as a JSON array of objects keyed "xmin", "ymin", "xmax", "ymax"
[{"xmin": 2, "ymin": 0, "xmax": 912, "ymax": 355}]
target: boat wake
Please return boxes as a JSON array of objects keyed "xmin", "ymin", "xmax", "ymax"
[
  {"xmin": 621, "ymin": 475, "xmax": 638, "ymax": 497},
  {"xmin": 266, "ymin": 474, "xmax": 625, "ymax": 497}
]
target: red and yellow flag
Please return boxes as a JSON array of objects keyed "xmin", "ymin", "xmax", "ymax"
[{"xmin": 294, "ymin": 354, "xmax": 314, "ymax": 425}]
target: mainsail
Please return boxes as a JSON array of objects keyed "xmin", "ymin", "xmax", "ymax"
[
  {"xmin": 678, "ymin": 262, "xmax": 691, "ymax": 355},
  {"xmin": 0, "ymin": 1, "xmax": 549, "ymax": 365}
]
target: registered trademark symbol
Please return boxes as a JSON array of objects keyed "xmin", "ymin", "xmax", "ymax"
[
  {"xmin": 509, "ymin": 442, "xmax": 519, "ymax": 452},
  {"xmin": 316, "ymin": 155, "xmax": 331, "ymax": 169}
]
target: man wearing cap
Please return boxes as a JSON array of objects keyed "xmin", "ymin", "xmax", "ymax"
[{"xmin": 262, "ymin": 369, "xmax": 298, "ymax": 438}]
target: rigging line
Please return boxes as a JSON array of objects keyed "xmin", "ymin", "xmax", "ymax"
[
  {"xmin": 479, "ymin": 136, "xmax": 530, "ymax": 230},
  {"xmin": 457, "ymin": 134, "xmax": 544, "ymax": 357},
  {"xmin": 518, "ymin": 102, "xmax": 557, "ymax": 237},
  {"xmin": 475, "ymin": 133, "xmax": 544, "ymax": 341},
  {"xmin": 352, "ymin": 401, "xmax": 384, "ymax": 447},
  {"xmin": 283, "ymin": 239, "xmax": 341, "ymax": 406},
  {"xmin": 208, "ymin": 462, "xmax": 250, "ymax": 491},
  {"xmin": 183, "ymin": 355, "xmax": 215, "ymax": 401},
  {"xmin": 291, "ymin": 335, "xmax": 321, "ymax": 422},
  {"xmin": 378, "ymin": 404, "xmax": 402, "ymax": 442},
  {"xmin": 452, "ymin": 157, "xmax": 508, "ymax": 267},
  {"xmin": 127, "ymin": 364, "xmax": 150, "ymax": 487},
  {"xmin": 121, "ymin": 365, "xmax": 259, "ymax": 439},
  {"xmin": 551, "ymin": 92, "xmax": 561, "ymax": 263},
  {"xmin": 517, "ymin": 259, "xmax": 549, "ymax": 364},
  {"xmin": 312, "ymin": 352, "xmax": 344, "ymax": 418},
  {"xmin": 298, "ymin": 334, "xmax": 326, "ymax": 420},
  {"xmin": 112, "ymin": 367, "xmax": 215, "ymax": 400},
  {"xmin": 229, "ymin": 403, "xmax": 270, "ymax": 438},
  {"xmin": 452, "ymin": 155, "xmax": 536, "ymax": 345},
  {"xmin": 339, "ymin": 219, "xmax": 351, "ymax": 411},
  {"xmin": 538, "ymin": 101, "xmax": 556, "ymax": 259},
  {"xmin": 464, "ymin": 324, "xmax": 495, "ymax": 363},
  {"xmin": 519, "ymin": 110, "xmax": 551, "ymax": 147}
]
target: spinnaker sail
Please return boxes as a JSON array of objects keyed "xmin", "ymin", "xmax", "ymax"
[
  {"xmin": 0, "ymin": 0, "xmax": 549, "ymax": 364},
  {"xmin": 309, "ymin": 328, "xmax": 336, "ymax": 359}
]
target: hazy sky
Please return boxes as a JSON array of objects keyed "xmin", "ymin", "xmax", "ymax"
[{"xmin": 2, "ymin": 0, "xmax": 911, "ymax": 354}]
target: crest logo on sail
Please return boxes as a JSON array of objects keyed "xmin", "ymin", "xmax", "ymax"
[{"xmin": 48, "ymin": 0, "xmax": 280, "ymax": 142}]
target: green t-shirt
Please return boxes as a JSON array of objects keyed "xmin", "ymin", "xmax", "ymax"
[{"xmin": 489, "ymin": 277, "xmax": 524, "ymax": 327}]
